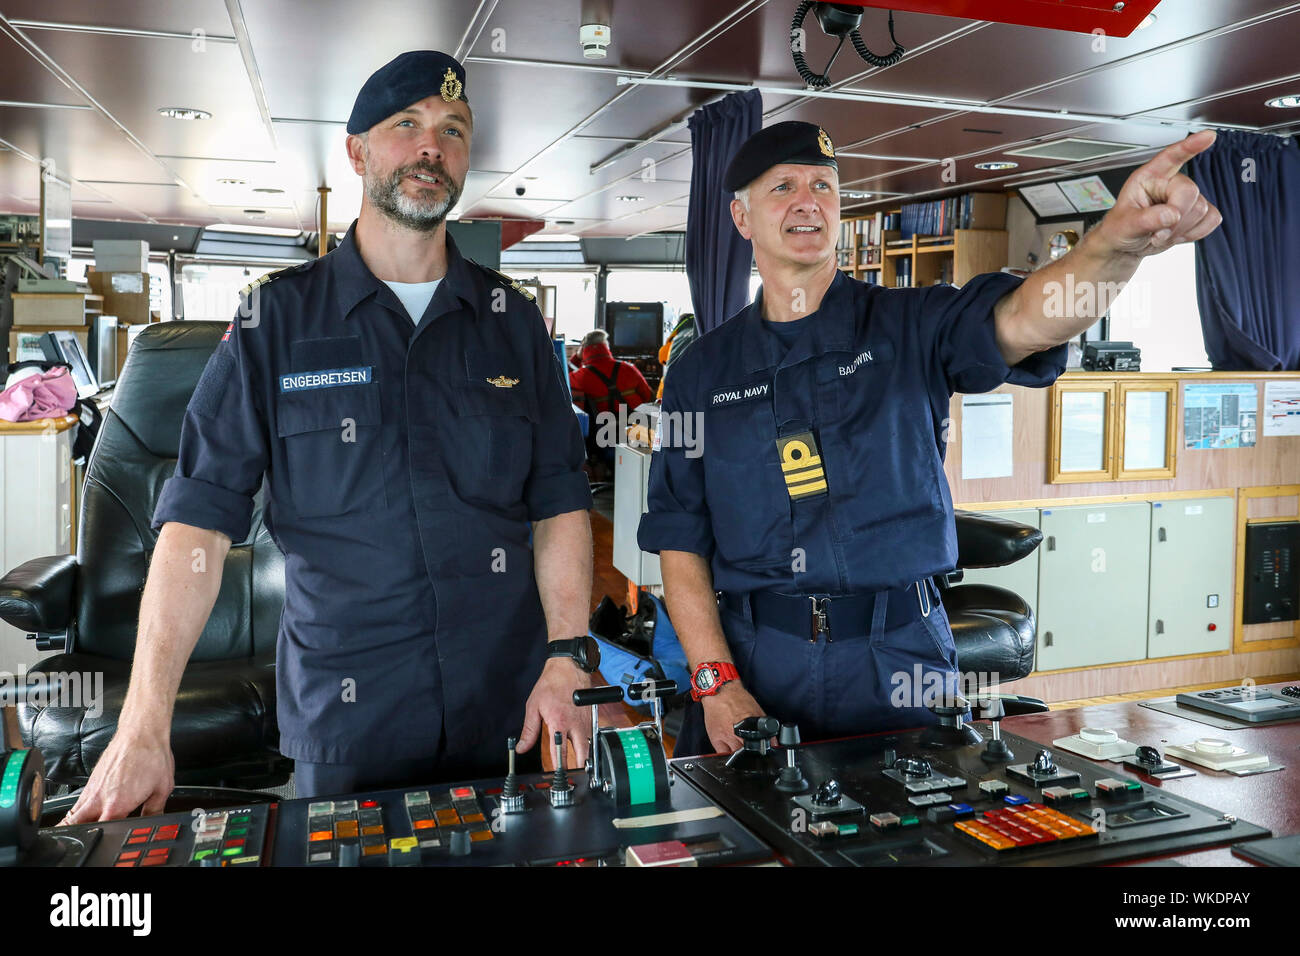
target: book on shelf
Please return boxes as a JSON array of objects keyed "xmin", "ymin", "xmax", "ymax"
[{"xmin": 899, "ymin": 192, "xmax": 1007, "ymax": 239}]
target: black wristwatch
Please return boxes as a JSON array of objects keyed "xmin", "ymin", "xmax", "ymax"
[{"xmin": 547, "ymin": 636, "xmax": 601, "ymax": 674}]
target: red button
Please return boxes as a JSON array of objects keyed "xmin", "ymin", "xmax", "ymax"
[
  {"xmin": 147, "ymin": 846, "xmax": 170, "ymax": 857},
  {"xmin": 118, "ymin": 850, "xmax": 141, "ymax": 861},
  {"xmin": 126, "ymin": 836, "xmax": 148, "ymax": 845},
  {"xmin": 1208, "ymin": 623, "xmax": 1217, "ymax": 631},
  {"xmin": 224, "ymin": 838, "xmax": 245, "ymax": 848},
  {"xmin": 131, "ymin": 827, "xmax": 152, "ymax": 836},
  {"xmin": 360, "ymin": 800, "xmax": 378, "ymax": 808},
  {"xmin": 451, "ymin": 787, "xmax": 473, "ymax": 798},
  {"xmin": 114, "ymin": 861, "xmax": 136, "ymax": 868},
  {"xmin": 141, "ymin": 855, "xmax": 168, "ymax": 866},
  {"xmin": 156, "ymin": 824, "xmax": 180, "ymax": 836}
]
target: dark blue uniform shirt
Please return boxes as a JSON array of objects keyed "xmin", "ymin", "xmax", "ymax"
[
  {"xmin": 638, "ymin": 269, "xmax": 1066, "ymax": 595},
  {"xmin": 153, "ymin": 225, "xmax": 591, "ymax": 765}
]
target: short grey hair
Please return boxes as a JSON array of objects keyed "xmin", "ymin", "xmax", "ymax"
[
  {"xmin": 582, "ymin": 329, "xmax": 608, "ymax": 348},
  {"xmin": 735, "ymin": 186, "xmax": 750, "ymax": 210}
]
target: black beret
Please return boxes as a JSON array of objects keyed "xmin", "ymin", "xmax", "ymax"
[
  {"xmin": 723, "ymin": 121, "xmax": 838, "ymax": 193},
  {"xmin": 347, "ymin": 50, "xmax": 468, "ymax": 135}
]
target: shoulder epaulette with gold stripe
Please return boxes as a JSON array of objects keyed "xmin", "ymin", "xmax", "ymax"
[{"xmin": 482, "ymin": 265, "xmax": 536, "ymax": 303}]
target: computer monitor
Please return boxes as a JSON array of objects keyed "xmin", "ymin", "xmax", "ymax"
[
  {"xmin": 39, "ymin": 330, "xmax": 99, "ymax": 399},
  {"xmin": 605, "ymin": 301, "xmax": 665, "ymax": 353}
]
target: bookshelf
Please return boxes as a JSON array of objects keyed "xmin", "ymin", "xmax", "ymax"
[{"xmin": 840, "ymin": 192, "xmax": 1009, "ymax": 289}]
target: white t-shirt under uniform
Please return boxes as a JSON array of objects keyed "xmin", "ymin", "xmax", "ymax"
[{"xmin": 382, "ymin": 278, "xmax": 442, "ymax": 324}]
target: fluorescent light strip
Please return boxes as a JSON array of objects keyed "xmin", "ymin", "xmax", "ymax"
[
  {"xmin": 6, "ymin": 19, "xmax": 237, "ymax": 42},
  {"xmin": 0, "ymin": 99, "xmax": 92, "ymax": 110}
]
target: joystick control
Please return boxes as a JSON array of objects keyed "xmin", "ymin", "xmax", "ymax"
[
  {"xmin": 977, "ymin": 697, "xmax": 1014, "ymax": 764},
  {"xmin": 549, "ymin": 731, "xmax": 574, "ymax": 808},
  {"xmin": 501, "ymin": 737, "xmax": 526, "ymax": 814},
  {"xmin": 725, "ymin": 716, "xmax": 780, "ymax": 775},
  {"xmin": 919, "ymin": 693, "xmax": 982, "ymax": 748},
  {"xmin": 1033, "ymin": 750, "xmax": 1058, "ymax": 775},
  {"xmin": 812, "ymin": 778, "xmax": 842, "ymax": 807},
  {"xmin": 895, "ymin": 754, "xmax": 932, "ymax": 777},
  {"xmin": 774, "ymin": 723, "xmax": 809, "ymax": 793}
]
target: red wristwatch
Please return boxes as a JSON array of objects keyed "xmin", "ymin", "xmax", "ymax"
[{"xmin": 690, "ymin": 661, "xmax": 740, "ymax": 701}]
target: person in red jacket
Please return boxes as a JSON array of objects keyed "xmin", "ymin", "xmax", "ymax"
[
  {"xmin": 570, "ymin": 329, "xmax": 654, "ymax": 480},
  {"xmin": 569, "ymin": 329, "xmax": 653, "ymax": 415}
]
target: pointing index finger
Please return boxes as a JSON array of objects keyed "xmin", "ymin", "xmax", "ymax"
[{"xmin": 1143, "ymin": 130, "xmax": 1217, "ymax": 182}]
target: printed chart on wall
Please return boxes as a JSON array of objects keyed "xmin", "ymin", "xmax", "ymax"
[
  {"xmin": 1263, "ymin": 381, "xmax": 1300, "ymax": 437},
  {"xmin": 1183, "ymin": 382, "xmax": 1257, "ymax": 449}
]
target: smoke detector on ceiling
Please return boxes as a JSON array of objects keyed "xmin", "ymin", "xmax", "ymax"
[{"xmin": 580, "ymin": 23, "xmax": 611, "ymax": 59}]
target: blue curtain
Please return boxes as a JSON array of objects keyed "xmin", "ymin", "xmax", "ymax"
[
  {"xmin": 1188, "ymin": 130, "xmax": 1300, "ymax": 370},
  {"xmin": 686, "ymin": 90, "xmax": 761, "ymax": 335}
]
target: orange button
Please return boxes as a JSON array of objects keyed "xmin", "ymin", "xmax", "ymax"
[
  {"xmin": 310, "ymin": 830, "xmax": 332, "ymax": 842},
  {"xmin": 469, "ymin": 830, "xmax": 493, "ymax": 842},
  {"xmin": 460, "ymin": 813, "xmax": 485, "ymax": 824},
  {"xmin": 362, "ymin": 844, "xmax": 386, "ymax": 856},
  {"xmin": 335, "ymin": 822, "xmax": 359, "ymax": 838},
  {"xmin": 361, "ymin": 825, "xmax": 385, "ymax": 836},
  {"xmin": 435, "ymin": 810, "xmax": 459, "ymax": 826},
  {"xmin": 413, "ymin": 819, "xmax": 436, "ymax": 830}
]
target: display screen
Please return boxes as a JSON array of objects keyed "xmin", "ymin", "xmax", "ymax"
[
  {"xmin": 609, "ymin": 307, "xmax": 662, "ymax": 350},
  {"xmin": 1232, "ymin": 697, "xmax": 1289, "ymax": 713}
]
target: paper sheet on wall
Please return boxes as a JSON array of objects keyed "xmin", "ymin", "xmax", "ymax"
[
  {"xmin": 1263, "ymin": 381, "xmax": 1300, "ymax": 437},
  {"xmin": 1183, "ymin": 382, "xmax": 1257, "ymax": 449},
  {"xmin": 960, "ymin": 393, "xmax": 1014, "ymax": 479},
  {"xmin": 1123, "ymin": 390, "xmax": 1168, "ymax": 470}
]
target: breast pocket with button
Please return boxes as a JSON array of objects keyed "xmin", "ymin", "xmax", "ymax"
[
  {"xmin": 454, "ymin": 349, "xmax": 537, "ymax": 509},
  {"xmin": 704, "ymin": 392, "xmax": 793, "ymax": 570},
  {"xmin": 276, "ymin": 382, "xmax": 387, "ymax": 517}
]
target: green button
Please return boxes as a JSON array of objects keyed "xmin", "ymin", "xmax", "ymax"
[
  {"xmin": 900, "ymin": 815, "xmax": 920, "ymax": 827},
  {"xmin": 227, "ymin": 827, "xmax": 248, "ymax": 837},
  {"xmin": 837, "ymin": 823, "xmax": 859, "ymax": 837},
  {"xmin": 222, "ymin": 847, "xmax": 242, "ymax": 857},
  {"xmin": 193, "ymin": 849, "xmax": 216, "ymax": 861},
  {"xmin": 230, "ymin": 814, "xmax": 251, "ymax": 823}
]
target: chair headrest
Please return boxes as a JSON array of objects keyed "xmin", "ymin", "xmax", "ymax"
[{"xmin": 110, "ymin": 321, "xmax": 226, "ymax": 460}]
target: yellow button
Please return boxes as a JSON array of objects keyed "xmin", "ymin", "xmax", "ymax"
[{"xmin": 390, "ymin": 837, "xmax": 418, "ymax": 852}]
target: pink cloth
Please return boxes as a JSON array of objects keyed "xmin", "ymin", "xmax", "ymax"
[{"xmin": 0, "ymin": 366, "xmax": 78, "ymax": 422}]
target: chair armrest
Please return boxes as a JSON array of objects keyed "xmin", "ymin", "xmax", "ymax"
[
  {"xmin": 0, "ymin": 554, "xmax": 77, "ymax": 632},
  {"xmin": 973, "ymin": 693, "xmax": 1050, "ymax": 717},
  {"xmin": 955, "ymin": 511, "xmax": 1043, "ymax": 569}
]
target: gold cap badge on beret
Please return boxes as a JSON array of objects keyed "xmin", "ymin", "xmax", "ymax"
[
  {"xmin": 817, "ymin": 128, "xmax": 835, "ymax": 159},
  {"xmin": 440, "ymin": 67, "xmax": 463, "ymax": 103}
]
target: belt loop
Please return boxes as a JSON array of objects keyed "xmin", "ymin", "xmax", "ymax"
[
  {"xmin": 870, "ymin": 590, "xmax": 888, "ymax": 642},
  {"xmin": 916, "ymin": 580, "xmax": 932, "ymax": 618}
]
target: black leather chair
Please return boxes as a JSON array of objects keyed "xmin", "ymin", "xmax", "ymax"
[
  {"xmin": 945, "ymin": 510, "xmax": 1047, "ymax": 715},
  {"xmin": 0, "ymin": 321, "xmax": 289, "ymax": 788}
]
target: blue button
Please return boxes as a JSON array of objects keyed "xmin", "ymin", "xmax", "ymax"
[
  {"xmin": 949, "ymin": 803, "xmax": 974, "ymax": 816},
  {"xmin": 1004, "ymin": 794, "xmax": 1030, "ymax": 805}
]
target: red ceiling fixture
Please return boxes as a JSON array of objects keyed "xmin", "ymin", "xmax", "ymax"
[{"xmin": 833, "ymin": 1, "xmax": 1163, "ymax": 37}]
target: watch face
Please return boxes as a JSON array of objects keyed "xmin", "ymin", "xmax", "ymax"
[
  {"xmin": 695, "ymin": 668, "xmax": 716, "ymax": 691},
  {"xmin": 582, "ymin": 636, "xmax": 600, "ymax": 671}
]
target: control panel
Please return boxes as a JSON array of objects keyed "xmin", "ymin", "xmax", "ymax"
[
  {"xmin": 1243, "ymin": 521, "xmax": 1299, "ymax": 624},
  {"xmin": 673, "ymin": 713, "xmax": 1270, "ymax": 867}
]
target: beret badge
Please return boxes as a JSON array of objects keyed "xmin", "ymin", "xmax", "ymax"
[
  {"xmin": 817, "ymin": 128, "xmax": 835, "ymax": 158},
  {"xmin": 440, "ymin": 67, "xmax": 463, "ymax": 103}
]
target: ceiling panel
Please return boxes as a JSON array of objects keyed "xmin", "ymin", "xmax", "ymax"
[
  {"xmin": 240, "ymin": 0, "xmax": 476, "ymax": 121},
  {"xmin": 1, "ymin": 0, "xmax": 235, "ymax": 37},
  {"xmin": 833, "ymin": 0, "xmax": 1290, "ymax": 105},
  {"xmin": 28, "ymin": 30, "xmax": 273, "ymax": 161},
  {"xmin": 1005, "ymin": 11, "xmax": 1300, "ymax": 116},
  {"xmin": 0, "ymin": 104, "xmax": 171, "ymax": 183}
]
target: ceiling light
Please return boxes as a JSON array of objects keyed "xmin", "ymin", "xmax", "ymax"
[
  {"xmin": 555, "ymin": 220, "xmax": 575, "ymax": 226},
  {"xmin": 158, "ymin": 107, "xmax": 211, "ymax": 120},
  {"xmin": 1137, "ymin": 13, "xmax": 1156, "ymax": 29},
  {"xmin": 172, "ymin": 235, "xmax": 179, "ymax": 241},
  {"xmin": 253, "ymin": 186, "xmax": 285, "ymax": 194},
  {"xmin": 207, "ymin": 223, "xmax": 302, "ymax": 237},
  {"xmin": 975, "ymin": 161, "xmax": 1019, "ymax": 170},
  {"xmin": 616, "ymin": 195, "xmax": 644, "ymax": 202},
  {"xmin": 840, "ymin": 191, "xmax": 873, "ymax": 199},
  {"xmin": 243, "ymin": 209, "xmax": 268, "ymax": 219},
  {"xmin": 216, "ymin": 177, "xmax": 247, "ymax": 185},
  {"xmin": 1265, "ymin": 94, "xmax": 1300, "ymax": 108}
]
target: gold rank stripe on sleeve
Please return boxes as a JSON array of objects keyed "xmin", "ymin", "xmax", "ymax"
[{"xmin": 777, "ymin": 432, "xmax": 828, "ymax": 500}]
